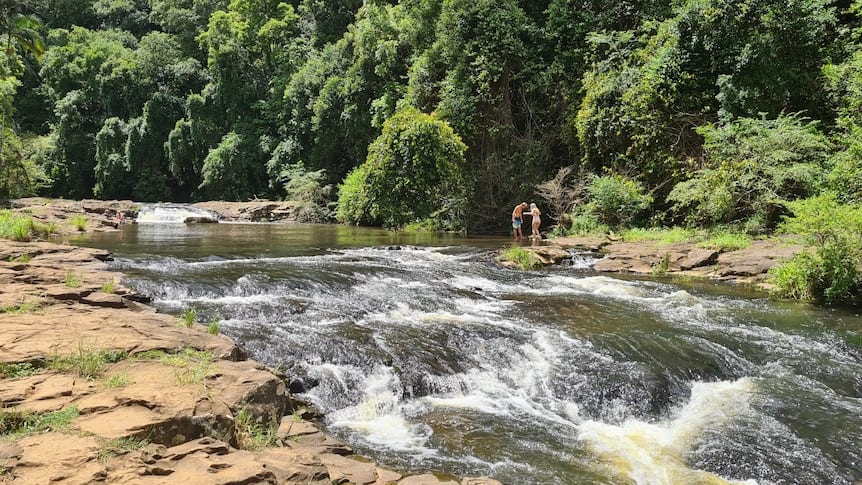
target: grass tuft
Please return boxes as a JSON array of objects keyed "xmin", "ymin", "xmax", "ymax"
[
  {"xmin": 178, "ymin": 308, "xmax": 197, "ymax": 328},
  {"xmin": 0, "ymin": 211, "xmax": 56, "ymax": 241},
  {"xmin": 102, "ymin": 372, "xmax": 131, "ymax": 389},
  {"xmin": 48, "ymin": 344, "xmax": 128, "ymax": 380},
  {"xmin": 8, "ymin": 253, "xmax": 33, "ymax": 263},
  {"xmin": 135, "ymin": 348, "xmax": 215, "ymax": 385},
  {"xmin": 100, "ymin": 279, "xmax": 116, "ymax": 294},
  {"xmin": 0, "ymin": 406, "xmax": 79, "ymax": 438},
  {"xmin": 69, "ymin": 214, "xmax": 88, "ymax": 231},
  {"xmin": 0, "ymin": 300, "xmax": 39, "ymax": 314},
  {"xmin": 206, "ymin": 318, "xmax": 220, "ymax": 335},
  {"xmin": 0, "ymin": 362, "xmax": 40, "ymax": 379},
  {"xmin": 97, "ymin": 436, "xmax": 149, "ymax": 462},
  {"xmin": 698, "ymin": 230, "xmax": 752, "ymax": 251},
  {"xmin": 234, "ymin": 407, "xmax": 277, "ymax": 451},
  {"xmin": 64, "ymin": 270, "xmax": 83, "ymax": 288},
  {"xmin": 501, "ymin": 247, "xmax": 542, "ymax": 270},
  {"xmin": 621, "ymin": 227, "xmax": 695, "ymax": 244}
]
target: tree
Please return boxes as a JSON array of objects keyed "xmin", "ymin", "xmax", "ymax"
[
  {"xmin": 198, "ymin": 131, "xmax": 266, "ymax": 200},
  {"xmin": 337, "ymin": 108, "xmax": 468, "ymax": 230},
  {"xmin": 0, "ymin": 0, "xmax": 45, "ymax": 198}
]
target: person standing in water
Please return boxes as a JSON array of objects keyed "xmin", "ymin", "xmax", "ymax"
[
  {"xmin": 528, "ymin": 202, "xmax": 542, "ymax": 239},
  {"xmin": 511, "ymin": 202, "xmax": 528, "ymax": 239}
]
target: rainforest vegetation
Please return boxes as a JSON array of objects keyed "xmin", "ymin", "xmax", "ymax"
[{"xmin": 1, "ymin": 0, "xmax": 862, "ymax": 303}]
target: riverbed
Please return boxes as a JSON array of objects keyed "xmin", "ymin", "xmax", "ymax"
[{"xmin": 74, "ymin": 222, "xmax": 862, "ymax": 485}]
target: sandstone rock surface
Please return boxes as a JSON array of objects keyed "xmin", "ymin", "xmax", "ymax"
[{"xmin": 506, "ymin": 236, "xmax": 803, "ymax": 290}]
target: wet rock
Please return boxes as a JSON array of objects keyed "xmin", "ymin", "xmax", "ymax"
[
  {"xmin": 398, "ymin": 473, "xmax": 459, "ymax": 485},
  {"xmin": 551, "ymin": 236, "xmax": 610, "ymax": 251},
  {"xmin": 462, "ymin": 478, "xmax": 504, "ymax": 485},
  {"xmin": 80, "ymin": 292, "xmax": 127, "ymax": 308},
  {"xmin": 183, "ymin": 216, "xmax": 218, "ymax": 224},
  {"xmin": 192, "ymin": 201, "xmax": 298, "ymax": 222},
  {"xmin": 322, "ymin": 454, "xmax": 378, "ymax": 484},
  {"xmin": 679, "ymin": 248, "xmax": 719, "ymax": 270},
  {"xmin": 278, "ymin": 414, "xmax": 352, "ymax": 456}
]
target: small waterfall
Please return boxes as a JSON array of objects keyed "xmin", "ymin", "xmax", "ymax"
[
  {"xmin": 136, "ymin": 204, "xmax": 220, "ymax": 223},
  {"xmin": 578, "ymin": 378, "xmax": 759, "ymax": 485}
]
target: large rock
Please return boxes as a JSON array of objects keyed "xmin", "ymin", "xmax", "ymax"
[
  {"xmin": 0, "ymin": 305, "xmax": 241, "ymax": 364},
  {"xmin": 192, "ymin": 201, "xmax": 299, "ymax": 222},
  {"xmin": 4, "ymin": 432, "xmax": 107, "ymax": 484},
  {"xmin": 70, "ymin": 359, "xmax": 287, "ymax": 447}
]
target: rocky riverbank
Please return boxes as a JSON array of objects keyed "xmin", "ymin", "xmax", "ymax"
[
  {"xmin": 503, "ymin": 236, "xmax": 803, "ymax": 290},
  {"xmin": 0, "ymin": 242, "xmax": 500, "ymax": 484},
  {"xmin": 4, "ymin": 198, "xmax": 303, "ymax": 232}
]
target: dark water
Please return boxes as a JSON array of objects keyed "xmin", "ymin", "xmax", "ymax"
[{"xmin": 73, "ymin": 222, "xmax": 862, "ymax": 485}]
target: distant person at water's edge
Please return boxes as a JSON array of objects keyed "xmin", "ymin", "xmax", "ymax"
[
  {"xmin": 528, "ymin": 202, "xmax": 541, "ymax": 239},
  {"xmin": 512, "ymin": 202, "xmax": 528, "ymax": 239}
]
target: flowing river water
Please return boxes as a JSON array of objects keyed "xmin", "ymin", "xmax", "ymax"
[{"xmin": 73, "ymin": 220, "xmax": 862, "ymax": 485}]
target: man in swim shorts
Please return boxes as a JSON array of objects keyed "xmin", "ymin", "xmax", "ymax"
[{"xmin": 512, "ymin": 202, "xmax": 528, "ymax": 239}]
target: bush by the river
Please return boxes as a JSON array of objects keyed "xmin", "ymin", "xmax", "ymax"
[
  {"xmin": 770, "ymin": 194, "xmax": 862, "ymax": 305},
  {"xmin": 336, "ymin": 108, "xmax": 468, "ymax": 230}
]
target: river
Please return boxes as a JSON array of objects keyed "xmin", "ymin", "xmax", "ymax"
[{"xmin": 73, "ymin": 221, "xmax": 862, "ymax": 485}]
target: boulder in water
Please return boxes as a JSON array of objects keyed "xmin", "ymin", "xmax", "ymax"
[{"xmin": 183, "ymin": 216, "xmax": 218, "ymax": 224}]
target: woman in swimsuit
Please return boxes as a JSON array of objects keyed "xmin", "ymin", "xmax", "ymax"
[{"xmin": 529, "ymin": 203, "xmax": 541, "ymax": 239}]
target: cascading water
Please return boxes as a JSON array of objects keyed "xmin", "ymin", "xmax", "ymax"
[
  {"xmin": 135, "ymin": 203, "xmax": 220, "ymax": 223},
  {"xmin": 76, "ymin": 223, "xmax": 862, "ymax": 485}
]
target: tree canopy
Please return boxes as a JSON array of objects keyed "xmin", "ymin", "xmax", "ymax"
[{"xmin": 2, "ymin": 0, "xmax": 861, "ymax": 233}]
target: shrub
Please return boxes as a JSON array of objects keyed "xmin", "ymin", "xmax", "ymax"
[
  {"xmin": 698, "ymin": 230, "xmax": 752, "ymax": 251},
  {"xmin": 279, "ymin": 162, "xmax": 333, "ymax": 222},
  {"xmin": 335, "ymin": 164, "xmax": 373, "ymax": 226},
  {"xmin": 826, "ymin": 129, "xmax": 862, "ymax": 204},
  {"xmin": 564, "ymin": 210, "xmax": 609, "ymax": 237},
  {"xmin": 585, "ymin": 174, "xmax": 652, "ymax": 228},
  {"xmin": 668, "ymin": 114, "xmax": 829, "ymax": 228},
  {"xmin": 769, "ymin": 193, "xmax": 862, "ymax": 304},
  {"xmin": 622, "ymin": 227, "xmax": 695, "ymax": 244},
  {"xmin": 535, "ymin": 166, "xmax": 585, "ymax": 230}
]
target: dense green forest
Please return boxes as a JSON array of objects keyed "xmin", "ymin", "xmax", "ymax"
[{"xmin": 2, "ymin": 0, "xmax": 862, "ymax": 264}]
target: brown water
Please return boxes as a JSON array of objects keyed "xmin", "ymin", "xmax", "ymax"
[{"xmin": 74, "ymin": 221, "xmax": 862, "ymax": 485}]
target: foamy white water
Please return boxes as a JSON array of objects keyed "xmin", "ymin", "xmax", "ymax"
[{"xmin": 579, "ymin": 378, "xmax": 759, "ymax": 485}]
